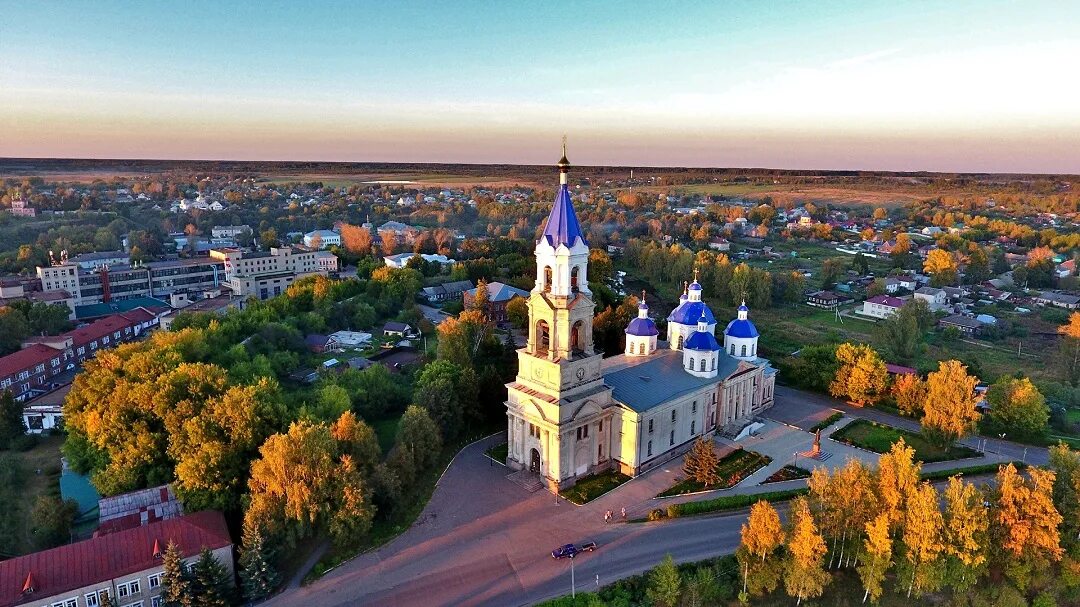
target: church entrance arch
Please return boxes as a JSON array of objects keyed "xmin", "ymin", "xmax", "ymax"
[{"xmin": 530, "ymin": 448, "xmax": 541, "ymax": 473}]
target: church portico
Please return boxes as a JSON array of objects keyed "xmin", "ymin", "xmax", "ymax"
[{"xmin": 503, "ymin": 145, "xmax": 778, "ymax": 491}]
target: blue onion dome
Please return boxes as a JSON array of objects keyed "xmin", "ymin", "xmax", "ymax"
[
  {"xmin": 724, "ymin": 301, "xmax": 760, "ymax": 338},
  {"xmin": 685, "ymin": 329, "xmax": 722, "ymax": 351},
  {"xmin": 667, "ymin": 300, "xmax": 716, "ymax": 325},
  {"xmin": 626, "ymin": 316, "xmax": 659, "ymax": 337},
  {"xmin": 688, "ymin": 280, "xmax": 702, "ymax": 291}
]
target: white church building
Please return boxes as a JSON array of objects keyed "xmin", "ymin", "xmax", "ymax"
[{"xmin": 504, "ymin": 149, "xmax": 777, "ymax": 489}]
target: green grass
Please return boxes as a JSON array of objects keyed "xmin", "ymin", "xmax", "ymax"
[
  {"xmin": 485, "ymin": 442, "xmax": 508, "ymax": 463},
  {"xmin": 0, "ymin": 435, "xmax": 64, "ymax": 556},
  {"xmin": 830, "ymin": 419, "xmax": 980, "ymax": 463},
  {"xmin": 371, "ymin": 416, "xmax": 401, "ymax": 454},
  {"xmin": 763, "ymin": 465, "xmax": 812, "ymax": 484},
  {"xmin": 656, "ymin": 449, "xmax": 772, "ymax": 497},
  {"xmin": 559, "ymin": 469, "xmax": 632, "ymax": 505},
  {"xmin": 921, "ymin": 461, "xmax": 1022, "ymax": 482},
  {"xmin": 809, "ymin": 412, "xmax": 843, "ymax": 433}
]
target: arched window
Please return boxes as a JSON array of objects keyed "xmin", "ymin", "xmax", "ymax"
[
  {"xmin": 751, "ymin": 343, "xmax": 756, "ymax": 356},
  {"xmin": 536, "ymin": 320, "xmax": 550, "ymax": 353},
  {"xmin": 729, "ymin": 343, "xmax": 735, "ymax": 355},
  {"xmin": 570, "ymin": 320, "xmax": 585, "ymax": 354},
  {"xmin": 699, "ymin": 358, "xmax": 706, "ymax": 371},
  {"xmin": 543, "ymin": 266, "xmax": 553, "ymax": 292},
  {"xmin": 689, "ymin": 357, "xmax": 695, "ymax": 370},
  {"xmin": 639, "ymin": 343, "xmax": 645, "ymax": 355},
  {"xmin": 741, "ymin": 345, "xmax": 747, "ymax": 357},
  {"xmin": 691, "ymin": 420, "xmax": 696, "ymax": 435},
  {"xmin": 570, "ymin": 266, "xmax": 580, "ymax": 292},
  {"xmin": 677, "ymin": 335, "xmax": 684, "ymax": 350},
  {"xmin": 712, "ymin": 358, "xmax": 716, "ymax": 370}
]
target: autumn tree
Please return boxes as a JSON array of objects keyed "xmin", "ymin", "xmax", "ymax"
[
  {"xmin": 922, "ymin": 360, "xmax": 980, "ymax": 449},
  {"xmin": 1058, "ymin": 312, "xmax": 1080, "ymax": 386},
  {"xmin": 683, "ymin": 437, "xmax": 721, "ymax": 489},
  {"xmin": 983, "ymin": 375, "xmax": 1049, "ymax": 441},
  {"xmin": 829, "ymin": 342, "xmax": 889, "ymax": 406},
  {"xmin": 737, "ymin": 499, "xmax": 784, "ymax": 597},
  {"xmin": 469, "ymin": 278, "xmax": 492, "ymax": 316},
  {"xmin": 436, "ymin": 309, "xmax": 488, "ymax": 368},
  {"xmin": 924, "ymin": 249, "xmax": 959, "ymax": 286},
  {"xmin": 858, "ymin": 513, "xmax": 893, "ymax": 604},
  {"xmin": 1048, "ymin": 443, "xmax": 1080, "ymax": 549},
  {"xmin": 898, "ymin": 481, "xmax": 944, "ymax": 598},
  {"xmin": 876, "ymin": 438, "xmax": 921, "ymax": 532},
  {"xmin": 340, "ymin": 223, "xmax": 374, "ymax": 256},
  {"xmin": 784, "ymin": 497, "xmax": 830, "ymax": 604},
  {"xmin": 941, "ymin": 476, "xmax": 989, "ymax": 592},
  {"xmin": 506, "ymin": 296, "xmax": 528, "ymax": 329},
  {"xmin": 993, "ymin": 464, "xmax": 1064, "ymax": 591},
  {"xmin": 892, "ymin": 373, "xmax": 927, "ymax": 417}
]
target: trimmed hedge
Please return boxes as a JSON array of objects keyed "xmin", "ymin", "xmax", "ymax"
[
  {"xmin": 666, "ymin": 488, "xmax": 809, "ymax": 518},
  {"xmin": 809, "ymin": 412, "xmax": 843, "ymax": 433}
]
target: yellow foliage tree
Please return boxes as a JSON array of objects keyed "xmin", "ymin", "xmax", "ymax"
[
  {"xmin": 993, "ymin": 463, "xmax": 1064, "ymax": 591},
  {"xmin": 829, "ymin": 343, "xmax": 889, "ymax": 406},
  {"xmin": 923, "ymin": 248, "xmax": 959, "ymax": 286},
  {"xmin": 942, "ymin": 476, "xmax": 989, "ymax": 591},
  {"xmin": 922, "ymin": 360, "xmax": 980, "ymax": 449},
  {"xmin": 891, "ymin": 373, "xmax": 927, "ymax": 417},
  {"xmin": 737, "ymin": 499, "xmax": 785, "ymax": 596},
  {"xmin": 876, "ymin": 438, "xmax": 921, "ymax": 533},
  {"xmin": 899, "ymin": 481, "xmax": 944, "ymax": 598},
  {"xmin": 783, "ymin": 497, "xmax": 831, "ymax": 605},
  {"xmin": 858, "ymin": 513, "xmax": 893, "ymax": 604}
]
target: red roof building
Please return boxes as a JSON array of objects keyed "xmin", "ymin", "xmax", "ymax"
[{"xmin": 0, "ymin": 511, "xmax": 233, "ymax": 607}]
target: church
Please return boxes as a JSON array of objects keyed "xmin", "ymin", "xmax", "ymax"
[{"xmin": 504, "ymin": 149, "xmax": 778, "ymax": 489}]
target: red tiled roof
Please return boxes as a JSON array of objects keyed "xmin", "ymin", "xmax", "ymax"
[
  {"xmin": 886, "ymin": 363, "xmax": 917, "ymax": 375},
  {"xmin": 0, "ymin": 344, "xmax": 59, "ymax": 381},
  {"xmin": 0, "ymin": 511, "xmax": 231, "ymax": 607},
  {"xmin": 865, "ymin": 295, "xmax": 904, "ymax": 308}
]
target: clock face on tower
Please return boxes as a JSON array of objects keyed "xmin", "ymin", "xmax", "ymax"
[{"xmin": 576, "ymin": 367, "xmax": 586, "ymax": 381}]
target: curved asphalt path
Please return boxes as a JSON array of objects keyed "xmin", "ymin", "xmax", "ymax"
[{"xmin": 263, "ymin": 386, "xmax": 1051, "ymax": 607}]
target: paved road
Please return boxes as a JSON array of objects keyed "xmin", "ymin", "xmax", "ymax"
[{"xmin": 264, "ymin": 386, "xmax": 1051, "ymax": 607}]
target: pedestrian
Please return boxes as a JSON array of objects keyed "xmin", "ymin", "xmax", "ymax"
[{"xmin": 620, "ymin": 507, "xmax": 626, "ymax": 520}]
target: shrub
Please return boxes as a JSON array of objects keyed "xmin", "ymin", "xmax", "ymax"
[{"xmin": 648, "ymin": 508, "xmax": 666, "ymax": 522}]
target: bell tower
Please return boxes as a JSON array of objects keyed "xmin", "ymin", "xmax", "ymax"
[{"xmin": 504, "ymin": 142, "xmax": 614, "ymax": 489}]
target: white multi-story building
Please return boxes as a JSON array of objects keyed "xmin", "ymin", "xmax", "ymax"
[
  {"xmin": 211, "ymin": 246, "xmax": 332, "ymax": 300},
  {"xmin": 503, "ymin": 150, "xmax": 777, "ymax": 489}
]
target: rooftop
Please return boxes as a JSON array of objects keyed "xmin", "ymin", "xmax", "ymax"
[{"xmin": 602, "ymin": 349, "xmax": 741, "ymax": 412}]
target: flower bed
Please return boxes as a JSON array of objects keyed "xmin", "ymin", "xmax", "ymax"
[
  {"xmin": 763, "ymin": 464, "xmax": 812, "ymax": 484},
  {"xmin": 656, "ymin": 448, "xmax": 772, "ymax": 497}
]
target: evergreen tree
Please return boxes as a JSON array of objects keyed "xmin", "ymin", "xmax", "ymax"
[
  {"xmin": 189, "ymin": 548, "xmax": 232, "ymax": 607},
  {"xmin": 160, "ymin": 541, "xmax": 191, "ymax": 607},
  {"xmin": 239, "ymin": 520, "xmax": 280, "ymax": 601},
  {"xmin": 645, "ymin": 554, "xmax": 682, "ymax": 607},
  {"xmin": 0, "ymin": 390, "xmax": 26, "ymax": 446},
  {"xmin": 784, "ymin": 497, "xmax": 830, "ymax": 605},
  {"xmin": 683, "ymin": 437, "xmax": 721, "ymax": 488}
]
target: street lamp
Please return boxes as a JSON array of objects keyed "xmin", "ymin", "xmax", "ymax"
[
  {"xmin": 793, "ymin": 451, "xmax": 798, "ymax": 469},
  {"xmin": 569, "ymin": 554, "xmax": 576, "ymax": 598}
]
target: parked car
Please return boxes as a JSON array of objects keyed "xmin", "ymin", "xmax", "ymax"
[
  {"xmin": 579, "ymin": 541, "xmax": 597, "ymax": 552},
  {"xmin": 551, "ymin": 544, "xmax": 578, "ymax": 559}
]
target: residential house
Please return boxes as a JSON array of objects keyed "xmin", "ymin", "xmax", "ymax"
[
  {"xmin": 421, "ymin": 280, "xmax": 473, "ymax": 303},
  {"xmin": 861, "ymin": 295, "xmax": 904, "ymax": 319},
  {"xmin": 463, "ymin": 281, "xmax": 530, "ymax": 322},
  {"xmin": 707, "ymin": 238, "xmax": 731, "ymax": 252},
  {"xmin": 383, "ymin": 322, "xmax": 418, "ymax": 338},
  {"xmin": 939, "ymin": 314, "xmax": 983, "ymax": 335},
  {"xmin": 0, "ymin": 511, "xmax": 233, "ymax": 607},
  {"xmin": 382, "ymin": 253, "xmax": 455, "ymax": 269},
  {"xmin": 325, "ymin": 331, "xmax": 372, "ymax": 351},
  {"xmin": 210, "ymin": 225, "xmax": 251, "ymax": 239},
  {"xmin": 303, "ymin": 229, "xmax": 341, "ymax": 249},
  {"xmin": 806, "ymin": 290, "xmax": 847, "ymax": 310},
  {"xmin": 914, "ymin": 286, "xmax": 948, "ymax": 310},
  {"xmin": 883, "ymin": 277, "xmax": 902, "ymax": 293},
  {"xmin": 1035, "ymin": 291, "xmax": 1080, "ymax": 309}
]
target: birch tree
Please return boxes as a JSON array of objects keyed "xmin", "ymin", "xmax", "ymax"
[
  {"xmin": 858, "ymin": 513, "xmax": 893, "ymax": 604},
  {"xmin": 942, "ymin": 476, "xmax": 989, "ymax": 592},
  {"xmin": 737, "ymin": 499, "xmax": 784, "ymax": 596},
  {"xmin": 784, "ymin": 497, "xmax": 831, "ymax": 605},
  {"xmin": 898, "ymin": 482, "xmax": 944, "ymax": 598}
]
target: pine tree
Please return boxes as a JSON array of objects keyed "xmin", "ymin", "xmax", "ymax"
[
  {"xmin": 899, "ymin": 482, "xmax": 944, "ymax": 598},
  {"xmin": 858, "ymin": 513, "xmax": 892, "ymax": 604},
  {"xmin": 784, "ymin": 497, "xmax": 831, "ymax": 605},
  {"xmin": 160, "ymin": 541, "xmax": 191, "ymax": 607},
  {"xmin": 683, "ymin": 437, "xmax": 721, "ymax": 488},
  {"xmin": 737, "ymin": 500, "xmax": 784, "ymax": 596},
  {"xmin": 942, "ymin": 476, "xmax": 989, "ymax": 592},
  {"xmin": 239, "ymin": 520, "xmax": 280, "ymax": 601},
  {"xmin": 645, "ymin": 554, "xmax": 682, "ymax": 607},
  {"xmin": 189, "ymin": 548, "xmax": 231, "ymax": 607}
]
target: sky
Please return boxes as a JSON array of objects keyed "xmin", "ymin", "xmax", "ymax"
[{"xmin": 1, "ymin": 0, "xmax": 1078, "ymax": 173}]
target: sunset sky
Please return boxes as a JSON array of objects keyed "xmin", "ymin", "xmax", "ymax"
[{"xmin": 2, "ymin": 0, "xmax": 1078, "ymax": 173}]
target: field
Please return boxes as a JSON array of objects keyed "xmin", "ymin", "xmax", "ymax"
[
  {"xmin": 830, "ymin": 419, "xmax": 980, "ymax": 463},
  {"xmin": 669, "ymin": 183, "xmax": 925, "ymax": 207}
]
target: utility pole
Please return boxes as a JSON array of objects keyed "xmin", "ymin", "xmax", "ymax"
[{"xmin": 570, "ymin": 554, "xmax": 576, "ymax": 598}]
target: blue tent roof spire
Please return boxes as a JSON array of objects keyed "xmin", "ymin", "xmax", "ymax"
[{"xmin": 541, "ymin": 141, "xmax": 586, "ymax": 248}]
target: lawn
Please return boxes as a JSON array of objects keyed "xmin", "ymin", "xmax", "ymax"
[
  {"xmin": 371, "ymin": 416, "xmax": 401, "ymax": 454},
  {"xmin": 830, "ymin": 419, "xmax": 980, "ymax": 463},
  {"xmin": 763, "ymin": 465, "xmax": 812, "ymax": 484},
  {"xmin": 0, "ymin": 435, "xmax": 64, "ymax": 557},
  {"xmin": 558, "ymin": 469, "xmax": 632, "ymax": 505},
  {"xmin": 485, "ymin": 442, "xmax": 508, "ymax": 464},
  {"xmin": 657, "ymin": 448, "xmax": 772, "ymax": 497}
]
